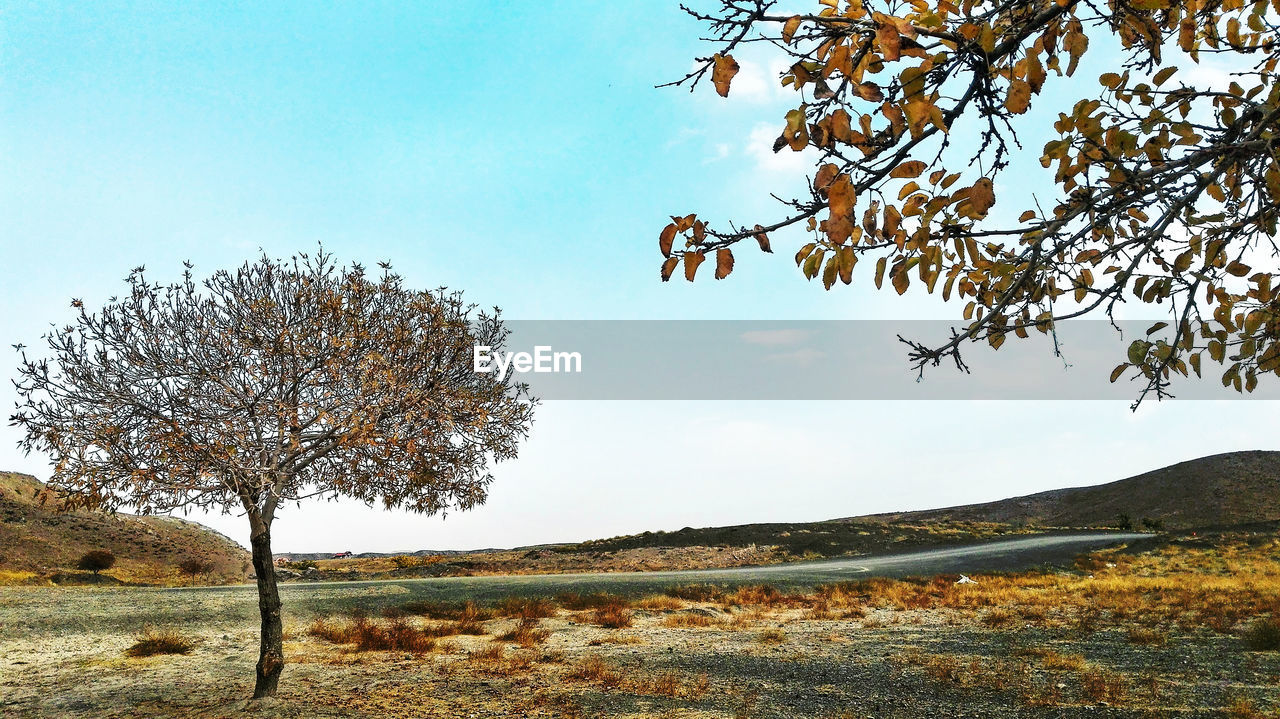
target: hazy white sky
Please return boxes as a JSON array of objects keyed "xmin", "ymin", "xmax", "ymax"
[{"xmin": 2, "ymin": 4, "xmax": 1272, "ymax": 551}]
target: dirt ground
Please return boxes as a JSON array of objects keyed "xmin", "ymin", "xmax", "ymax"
[{"xmin": 3, "ymin": 537, "xmax": 1279, "ymax": 718}]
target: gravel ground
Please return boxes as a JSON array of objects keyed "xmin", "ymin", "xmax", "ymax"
[{"xmin": 3, "ymin": 586, "xmax": 1279, "ymax": 718}]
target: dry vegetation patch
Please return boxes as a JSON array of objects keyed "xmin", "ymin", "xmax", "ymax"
[{"xmin": 123, "ymin": 626, "xmax": 195, "ymax": 657}]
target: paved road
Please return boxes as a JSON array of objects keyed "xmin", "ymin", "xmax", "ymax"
[{"xmin": 264, "ymin": 531, "xmax": 1153, "ymax": 604}]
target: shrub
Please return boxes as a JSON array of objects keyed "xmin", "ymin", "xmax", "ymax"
[
  {"xmin": 591, "ymin": 603, "xmax": 634, "ymax": 629},
  {"xmin": 1241, "ymin": 617, "xmax": 1280, "ymax": 651},
  {"xmin": 662, "ymin": 612, "xmax": 717, "ymax": 628},
  {"xmin": 308, "ymin": 615, "xmax": 435, "ymax": 652},
  {"xmin": 125, "ymin": 626, "xmax": 194, "ymax": 657},
  {"xmin": 1126, "ymin": 626, "xmax": 1168, "ymax": 646},
  {"xmin": 77, "ymin": 550, "xmax": 116, "ymax": 574},
  {"xmin": 757, "ymin": 628, "xmax": 787, "ymax": 645},
  {"xmin": 497, "ymin": 618, "xmax": 550, "ymax": 647},
  {"xmin": 569, "ymin": 655, "xmax": 624, "ymax": 688}
]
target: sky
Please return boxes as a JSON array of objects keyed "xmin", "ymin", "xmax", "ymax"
[{"xmin": 1, "ymin": 2, "xmax": 1274, "ymax": 552}]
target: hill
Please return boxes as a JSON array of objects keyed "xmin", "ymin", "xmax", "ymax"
[
  {"xmin": 0, "ymin": 471, "xmax": 250, "ymax": 585},
  {"xmin": 853, "ymin": 450, "xmax": 1280, "ymax": 530}
]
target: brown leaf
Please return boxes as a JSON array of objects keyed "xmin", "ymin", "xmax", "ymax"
[
  {"xmin": 814, "ymin": 163, "xmax": 839, "ymax": 191},
  {"xmin": 827, "ymin": 174, "xmax": 856, "ymax": 218},
  {"xmin": 969, "ymin": 178, "xmax": 996, "ymax": 217},
  {"xmin": 660, "ymin": 256, "xmax": 679, "ymax": 282},
  {"xmin": 715, "ymin": 248, "xmax": 734, "ymax": 280},
  {"xmin": 876, "ymin": 23, "xmax": 902, "ymax": 62},
  {"xmin": 889, "ymin": 160, "xmax": 926, "ymax": 179},
  {"xmin": 1005, "ymin": 79, "xmax": 1031, "ymax": 114},
  {"xmin": 753, "ymin": 225, "xmax": 772, "ymax": 253},
  {"xmin": 659, "ymin": 224, "xmax": 677, "ymax": 257},
  {"xmin": 855, "ymin": 82, "xmax": 884, "ymax": 102},
  {"xmin": 711, "ymin": 53, "xmax": 740, "ymax": 98},
  {"xmin": 782, "ymin": 16, "xmax": 802, "ymax": 45},
  {"xmin": 684, "ymin": 251, "xmax": 706, "ymax": 282}
]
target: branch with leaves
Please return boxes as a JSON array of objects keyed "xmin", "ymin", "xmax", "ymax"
[{"xmin": 660, "ymin": 0, "xmax": 1280, "ymax": 405}]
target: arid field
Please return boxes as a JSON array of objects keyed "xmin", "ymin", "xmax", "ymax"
[{"xmin": 3, "ymin": 530, "xmax": 1280, "ymax": 718}]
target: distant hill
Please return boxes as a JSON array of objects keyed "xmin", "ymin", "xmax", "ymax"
[
  {"xmin": 852, "ymin": 451, "xmax": 1280, "ymax": 530},
  {"xmin": 0, "ymin": 471, "xmax": 250, "ymax": 585}
]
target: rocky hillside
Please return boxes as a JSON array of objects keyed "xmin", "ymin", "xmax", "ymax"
[
  {"xmin": 854, "ymin": 450, "xmax": 1280, "ymax": 530},
  {"xmin": 0, "ymin": 471, "xmax": 249, "ymax": 585}
]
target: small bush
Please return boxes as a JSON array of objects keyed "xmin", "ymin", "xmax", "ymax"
[
  {"xmin": 78, "ymin": 550, "xmax": 116, "ymax": 574},
  {"xmin": 757, "ymin": 628, "xmax": 787, "ymax": 645},
  {"xmin": 1241, "ymin": 617, "xmax": 1280, "ymax": 651},
  {"xmin": 592, "ymin": 603, "xmax": 634, "ymax": 629},
  {"xmin": 497, "ymin": 618, "xmax": 550, "ymax": 647},
  {"xmin": 308, "ymin": 615, "xmax": 435, "ymax": 652},
  {"xmin": 981, "ymin": 608, "xmax": 1015, "ymax": 628},
  {"xmin": 570, "ymin": 655, "xmax": 624, "ymax": 688},
  {"xmin": 1126, "ymin": 626, "xmax": 1167, "ymax": 646},
  {"xmin": 125, "ymin": 627, "xmax": 194, "ymax": 657},
  {"xmin": 662, "ymin": 612, "xmax": 717, "ymax": 628},
  {"xmin": 634, "ymin": 595, "xmax": 685, "ymax": 611}
]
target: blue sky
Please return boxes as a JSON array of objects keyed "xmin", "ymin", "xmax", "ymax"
[{"xmin": 1, "ymin": 3, "xmax": 1274, "ymax": 551}]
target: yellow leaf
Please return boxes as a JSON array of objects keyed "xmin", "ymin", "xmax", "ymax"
[{"xmin": 782, "ymin": 15, "xmax": 802, "ymax": 45}]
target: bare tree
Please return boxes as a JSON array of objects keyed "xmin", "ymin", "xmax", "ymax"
[
  {"xmin": 11, "ymin": 250, "xmax": 537, "ymax": 698},
  {"xmin": 177, "ymin": 557, "xmax": 215, "ymax": 586}
]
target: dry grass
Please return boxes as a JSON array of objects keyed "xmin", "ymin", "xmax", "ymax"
[
  {"xmin": 308, "ymin": 615, "xmax": 437, "ymax": 652},
  {"xmin": 556, "ymin": 592, "xmax": 629, "ymax": 611},
  {"xmin": 569, "ymin": 655, "xmax": 624, "ymax": 688},
  {"xmin": 497, "ymin": 618, "xmax": 551, "ymax": 647},
  {"xmin": 589, "ymin": 600, "xmax": 634, "ymax": 629},
  {"xmin": 633, "ymin": 595, "xmax": 685, "ymax": 611},
  {"xmin": 567, "ymin": 655, "xmax": 709, "ymax": 699},
  {"xmin": 1125, "ymin": 626, "xmax": 1168, "ymax": 646},
  {"xmin": 1081, "ymin": 667, "xmax": 1129, "ymax": 704},
  {"xmin": 1242, "ymin": 617, "xmax": 1280, "ymax": 651},
  {"xmin": 1018, "ymin": 647, "xmax": 1088, "ymax": 672},
  {"xmin": 661, "ymin": 612, "xmax": 720, "ymax": 628},
  {"xmin": 756, "ymin": 628, "xmax": 787, "ymax": 645},
  {"xmin": 665, "ymin": 584, "xmax": 726, "ymax": 602},
  {"xmin": 124, "ymin": 626, "xmax": 195, "ymax": 657}
]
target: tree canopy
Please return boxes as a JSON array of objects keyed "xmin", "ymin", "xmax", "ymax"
[
  {"xmin": 11, "ymin": 250, "xmax": 537, "ymax": 697},
  {"xmin": 660, "ymin": 0, "xmax": 1280, "ymax": 404}
]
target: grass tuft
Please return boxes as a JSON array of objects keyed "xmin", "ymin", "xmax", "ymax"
[{"xmin": 124, "ymin": 626, "xmax": 194, "ymax": 657}]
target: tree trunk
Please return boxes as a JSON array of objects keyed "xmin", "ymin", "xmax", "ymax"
[{"xmin": 249, "ymin": 524, "xmax": 284, "ymax": 699}]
